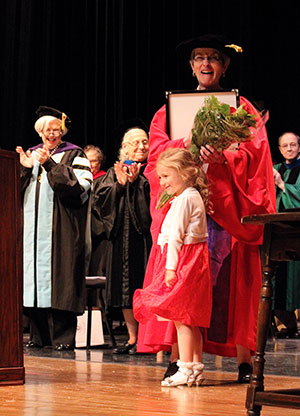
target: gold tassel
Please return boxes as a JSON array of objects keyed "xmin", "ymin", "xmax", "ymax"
[
  {"xmin": 61, "ymin": 112, "xmax": 67, "ymax": 131},
  {"xmin": 225, "ymin": 44, "xmax": 243, "ymax": 53}
]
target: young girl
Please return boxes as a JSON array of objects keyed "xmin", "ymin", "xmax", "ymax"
[{"xmin": 133, "ymin": 148, "xmax": 212, "ymax": 387}]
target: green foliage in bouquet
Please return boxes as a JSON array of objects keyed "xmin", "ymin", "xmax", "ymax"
[
  {"xmin": 156, "ymin": 96, "xmax": 257, "ymax": 210},
  {"xmin": 156, "ymin": 191, "xmax": 174, "ymax": 209},
  {"xmin": 189, "ymin": 95, "xmax": 257, "ymax": 155}
]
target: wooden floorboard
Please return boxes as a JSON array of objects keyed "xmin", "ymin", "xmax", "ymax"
[{"xmin": 0, "ymin": 356, "xmax": 299, "ymax": 415}]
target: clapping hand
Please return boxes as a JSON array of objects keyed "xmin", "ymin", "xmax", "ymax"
[
  {"xmin": 114, "ymin": 161, "xmax": 141, "ymax": 185},
  {"xmin": 114, "ymin": 161, "xmax": 128, "ymax": 186},
  {"xmin": 35, "ymin": 145, "xmax": 51, "ymax": 165},
  {"xmin": 126, "ymin": 162, "xmax": 141, "ymax": 183},
  {"xmin": 273, "ymin": 168, "xmax": 285, "ymax": 191},
  {"xmin": 16, "ymin": 146, "xmax": 34, "ymax": 168}
]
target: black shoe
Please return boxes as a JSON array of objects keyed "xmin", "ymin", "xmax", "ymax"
[
  {"xmin": 55, "ymin": 343, "xmax": 73, "ymax": 351},
  {"xmin": 113, "ymin": 342, "xmax": 136, "ymax": 355},
  {"xmin": 276, "ymin": 327, "xmax": 298, "ymax": 339},
  {"xmin": 293, "ymin": 330, "xmax": 300, "ymax": 339},
  {"xmin": 237, "ymin": 363, "xmax": 252, "ymax": 384},
  {"xmin": 25, "ymin": 341, "xmax": 42, "ymax": 348},
  {"xmin": 162, "ymin": 361, "xmax": 179, "ymax": 380}
]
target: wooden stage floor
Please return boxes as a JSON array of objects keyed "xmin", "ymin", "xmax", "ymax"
[{"xmin": 1, "ymin": 354, "xmax": 300, "ymax": 415}]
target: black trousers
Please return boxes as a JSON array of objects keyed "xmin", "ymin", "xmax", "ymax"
[{"xmin": 23, "ymin": 307, "xmax": 77, "ymax": 348}]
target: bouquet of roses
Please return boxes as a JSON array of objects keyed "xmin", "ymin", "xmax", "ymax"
[
  {"xmin": 156, "ymin": 95, "xmax": 258, "ymax": 209},
  {"xmin": 189, "ymin": 95, "xmax": 257, "ymax": 156}
]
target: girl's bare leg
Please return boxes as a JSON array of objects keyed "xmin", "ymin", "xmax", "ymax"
[
  {"xmin": 174, "ymin": 321, "xmax": 193, "ymax": 362},
  {"xmin": 192, "ymin": 326, "xmax": 203, "ymax": 362}
]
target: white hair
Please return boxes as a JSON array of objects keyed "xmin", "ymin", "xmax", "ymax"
[
  {"xmin": 118, "ymin": 127, "xmax": 148, "ymax": 162},
  {"xmin": 34, "ymin": 115, "xmax": 68, "ymax": 136}
]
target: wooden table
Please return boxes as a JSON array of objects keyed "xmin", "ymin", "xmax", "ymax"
[{"xmin": 242, "ymin": 212, "xmax": 300, "ymax": 415}]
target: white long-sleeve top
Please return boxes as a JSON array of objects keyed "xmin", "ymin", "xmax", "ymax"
[{"xmin": 157, "ymin": 187, "xmax": 208, "ymax": 271}]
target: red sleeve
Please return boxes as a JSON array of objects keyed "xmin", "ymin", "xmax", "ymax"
[
  {"xmin": 207, "ymin": 96, "xmax": 277, "ymax": 244},
  {"xmin": 145, "ymin": 105, "xmax": 185, "ymax": 242},
  {"xmin": 146, "ymin": 105, "xmax": 185, "ymax": 174}
]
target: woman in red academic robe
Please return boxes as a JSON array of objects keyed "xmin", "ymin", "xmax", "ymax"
[{"xmin": 135, "ymin": 34, "xmax": 276, "ymax": 383}]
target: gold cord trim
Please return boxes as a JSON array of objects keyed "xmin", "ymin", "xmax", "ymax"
[
  {"xmin": 61, "ymin": 113, "xmax": 67, "ymax": 131},
  {"xmin": 225, "ymin": 44, "xmax": 243, "ymax": 53}
]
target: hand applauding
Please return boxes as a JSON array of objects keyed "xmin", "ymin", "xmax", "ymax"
[
  {"xmin": 273, "ymin": 168, "xmax": 285, "ymax": 191},
  {"xmin": 35, "ymin": 145, "xmax": 51, "ymax": 165},
  {"xmin": 16, "ymin": 146, "xmax": 34, "ymax": 168},
  {"xmin": 114, "ymin": 161, "xmax": 142, "ymax": 186}
]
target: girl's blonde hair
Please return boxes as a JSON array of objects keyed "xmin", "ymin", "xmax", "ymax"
[{"xmin": 156, "ymin": 148, "xmax": 212, "ymax": 213}]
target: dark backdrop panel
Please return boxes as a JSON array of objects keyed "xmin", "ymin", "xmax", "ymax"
[{"xmin": 1, "ymin": 0, "xmax": 299, "ymax": 167}]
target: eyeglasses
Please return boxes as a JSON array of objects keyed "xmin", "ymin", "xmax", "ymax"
[
  {"xmin": 43, "ymin": 129, "xmax": 62, "ymax": 137},
  {"xmin": 193, "ymin": 55, "xmax": 222, "ymax": 64},
  {"xmin": 127, "ymin": 139, "xmax": 149, "ymax": 147},
  {"xmin": 279, "ymin": 143, "xmax": 299, "ymax": 149}
]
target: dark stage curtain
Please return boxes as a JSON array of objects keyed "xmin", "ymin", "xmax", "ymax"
[{"xmin": 1, "ymin": 0, "xmax": 300, "ymax": 166}]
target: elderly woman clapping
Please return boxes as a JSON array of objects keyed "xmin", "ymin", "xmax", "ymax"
[
  {"xmin": 17, "ymin": 106, "xmax": 93, "ymax": 351},
  {"xmin": 96, "ymin": 120, "xmax": 152, "ymax": 354}
]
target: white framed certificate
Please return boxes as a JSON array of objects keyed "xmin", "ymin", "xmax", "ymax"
[{"xmin": 166, "ymin": 89, "xmax": 239, "ymax": 140}]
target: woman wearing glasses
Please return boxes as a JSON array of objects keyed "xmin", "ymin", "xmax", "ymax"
[
  {"xmin": 96, "ymin": 120, "xmax": 152, "ymax": 354},
  {"xmin": 135, "ymin": 34, "xmax": 276, "ymax": 384},
  {"xmin": 16, "ymin": 106, "xmax": 93, "ymax": 351}
]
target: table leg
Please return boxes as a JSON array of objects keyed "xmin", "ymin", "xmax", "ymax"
[{"xmin": 246, "ymin": 263, "xmax": 274, "ymax": 415}]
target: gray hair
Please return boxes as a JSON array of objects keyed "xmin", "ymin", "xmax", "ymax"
[
  {"xmin": 118, "ymin": 127, "xmax": 148, "ymax": 162},
  {"xmin": 83, "ymin": 144, "xmax": 106, "ymax": 165},
  {"xmin": 34, "ymin": 115, "xmax": 68, "ymax": 137}
]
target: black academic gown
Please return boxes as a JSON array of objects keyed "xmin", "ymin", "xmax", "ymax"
[
  {"xmin": 20, "ymin": 144, "xmax": 92, "ymax": 315},
  {"xmin": 88, "ymin": 173, "xmax": 108, "ymax": 276},
  {"xmin": 96, "ymin": 164, "xmax": 152, "ymax": 310}
]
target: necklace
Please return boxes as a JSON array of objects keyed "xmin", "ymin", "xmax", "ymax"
[
  {"xmin": 49, "ymin": 144, "xmax": 60, "ymax": 157},
  {"xmin": 37, "ymin": 144, "xmax": 60, "ymax": 183}
]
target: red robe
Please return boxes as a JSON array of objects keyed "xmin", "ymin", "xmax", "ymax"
[{"xmin": 136, "ymin": 96, "xmax": 276, "ymax": 356}]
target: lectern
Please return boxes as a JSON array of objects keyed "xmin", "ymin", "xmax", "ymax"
[{"xmin": 0, "ymin": 150, "xmax": 25, "ymax": 385}]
